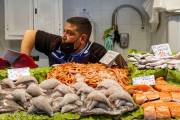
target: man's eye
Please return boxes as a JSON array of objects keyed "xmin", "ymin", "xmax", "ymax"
[
  {"xmin": 64, "ymin": 30, "xmax": 74, "ymax": 36},
  {"xmin": 68, "ymin": 32, "xmax": 74, "ymax": 36}
]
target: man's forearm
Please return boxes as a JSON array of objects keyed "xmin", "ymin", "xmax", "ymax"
[{"xmin": 20, "ymin": 30, "xmax": 37, "ymax": 55}]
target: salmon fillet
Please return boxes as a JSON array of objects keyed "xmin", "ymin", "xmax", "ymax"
[
  {"xmin": 171, "ymin": 92, "xmax": 180, "ymax": 102},
  {"xmin": 154, "ymin": 85, "xmax": 172, "ymax": 92},
  {"xmin": 126, "ymin": 84, "xmax": 155, "ymax": 94},
  {"xmin": 154, "ymin": 85, "xmax": 180, "ymax": 92},
  {"xmin": 143, "ymin": 101, "xmax": 180, "ymax": 119},
  {"xmin": 155, "ymin": 106, "xmax": 171, "ymax": 119},
  {"xmin": 144, "ymin": 92, "xmax": 160, "ymax": 101},
  {"xmin": 144, "ymin": 106, "xmax": 156, "ymax": 120},
  {"xmin": 155, "ymin": 77, "xmax": 168, "ymax": 85},
  {"xmin": 159, "ymin": 92, "xmax": 172, "ymax": 102},
  {"xmin": 142, "ymin": 101, "xmax": 165, "ymax": 108},
  {"xmin": 169, "ymin": 105, "xmax": 180, "ymax": 118},
  {"xmin": 133, "ymin": 93, "xmax": 148, "ymax": 105}
]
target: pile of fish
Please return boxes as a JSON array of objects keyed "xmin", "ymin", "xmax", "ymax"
[
  {"xmin": 47, "ymin": 63, "xmax": 129, "ymax": 88},
  {"xmin": 0, "ymin": 76, "xmax": 136, "ymax": 116},
  {"xmin": 127, "ymin": 52, "xmax": 180, "ymax": 70},
  {"xmin": 126, "ymin": 77, "xmax": 180, "ymax": 119},
  {"xmin": 143, "ymin": 101, "xmax": 180, "ymax": 119}
]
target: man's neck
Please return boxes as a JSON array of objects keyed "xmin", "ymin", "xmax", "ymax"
[{"xmin": 75, "ymin": 41, "xmax": 90, "ymax": 53}]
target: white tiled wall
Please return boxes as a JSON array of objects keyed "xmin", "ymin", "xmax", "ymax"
[
  {"xmin": 168, "ymin": 15, "xmax": 180, "ymax": 52},
  {"xmin": 0, "ymin": 0, "xmax": 168, "ymax": 63},
  {"xmin": 63, "ymin": 0, "xmax": 150, "ymax": 58}
]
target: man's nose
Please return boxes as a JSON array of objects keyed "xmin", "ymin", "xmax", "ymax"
[{"xmin": 62, "ymin": 34, "xmax": 67, "ymax": 41}]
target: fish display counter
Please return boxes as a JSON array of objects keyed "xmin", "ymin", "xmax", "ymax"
[
  {"xmin": 0, "ymin": 64, "xmax": 143, "ymax": 120},
  {"xmin": 0, "ymin": 61, "xmax": 180, "ymax": 120},
  {"xmin": 127, "ymin": 50, "xmax": 180, "ymax": 120}
]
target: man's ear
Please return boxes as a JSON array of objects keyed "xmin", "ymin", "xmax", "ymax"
[{"xmin": 80, "ymin": 34, "xmax": 88, "ymax": 43}]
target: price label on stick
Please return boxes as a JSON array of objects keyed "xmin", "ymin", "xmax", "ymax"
[
  {"xmin": 7, "ymin": 67, "xmax": 30, "ymax": 80},
  {"xmin": 132, "ymin": 75, "xmax": 155, "ymax": 85},
  {"xmin": 99, "ymin": 50, "xmax": 120, "ymax": 67},
  {"xmin": 151, "ymin": 43, "xmax": 172, "ymax": 58}
]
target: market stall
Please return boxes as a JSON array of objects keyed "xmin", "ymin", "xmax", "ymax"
[
  {"xmin": 0, "ymin": 61, "xmax": 143, "ymax": 120},
  {"xmin": 0, "ymin": 50, "xmax": 180, "ymax": 120}
]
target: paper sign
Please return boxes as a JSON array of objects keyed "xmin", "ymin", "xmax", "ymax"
[
  {"xmin": 99, "ymin": 50, "xmax": 120, "ymax": 66},
  {"xmin": 151, "ymin": 43, "xmax": 172, "ymax": 58},
  {"xmin": 132, "ymin": 75, "xmax": 155, "ymax": 85},
  {"xmin": 7, "ymin": 67, "xmax": 30, "ymax": 80},
  {"xmin": 176, "ymin": 62, "xmax": 180, "ymax": 71}
]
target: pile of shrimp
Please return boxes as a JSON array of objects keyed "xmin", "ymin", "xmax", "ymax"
[{"xmin": 47, "ymin": 63, "xmax": 129, "ymax": 88}]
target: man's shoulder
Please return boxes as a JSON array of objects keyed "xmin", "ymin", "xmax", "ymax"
[
  {"xmin": 88, "ymin": 42, "xmax": 107, "ymax": 62},
  {"xmin": 36, "ymin": 30, "xmax": 61, "ymax": 37},
  {"xmin": 91, "ymin": 42, "xmax": 105, "ymax": 48},
  {"xmin": 90, "ymin": 42, "xmax": 107, "ymax": 53}
]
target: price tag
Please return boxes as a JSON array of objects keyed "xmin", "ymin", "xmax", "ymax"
[
  {"xmin": 132, "ymin": 75, "xmax": 155, "ymax": 85},
  {"xmin": 7, "ymin": 67, "xmax": 30, "ymax": 80},
  {"xmin": 176, "ymin": 62, "xmax": 180, "ymax": 71},
  {"xmin": 99, "ymin": 50, "xmax": 120, "ymax": 67},
  {"xmin": 151, "ymin": 43, "xmax": 172, "ymax": 58}
]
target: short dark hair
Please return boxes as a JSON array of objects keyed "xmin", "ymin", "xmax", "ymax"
[{"xmin": 66, "ymin": 17, "xmax": 92, "ymax": 39}]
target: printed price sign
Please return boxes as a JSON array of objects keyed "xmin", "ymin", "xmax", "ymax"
[
  {"xmin": 99, "ymin": 50, "xmax": 120, "ymax": 67},
  {"xmin": 176, "ymin": 62, "xmax": 180, "ymax": 71},
  {"xmin": 151, "ymin": 43, "xmax": 172, "ymax": 58},
  {"xmin": 132, "ymin": 75, "xmax": 155, "ymax": 85},
  {"xmin": 7, "ymin": 67, "xmax": 30, "ymax": 80}
]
